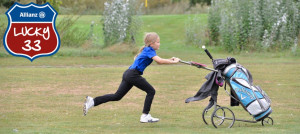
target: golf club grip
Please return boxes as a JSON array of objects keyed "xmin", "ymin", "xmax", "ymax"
[{"xmin": 204, "ymin": 49, "xmax": 213, "ymax": 60}]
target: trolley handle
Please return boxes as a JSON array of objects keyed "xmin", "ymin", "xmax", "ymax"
[
  {"xmin": 179, "ymin": 60, "xmax": 206, "ymax": 68},
  {"xmin": 180, "ymin": 60, "xmax": 218, "ymax": 72},
  {"xmin": 179, "ymin": 60, "xmax": 191, "ymax": 65}
]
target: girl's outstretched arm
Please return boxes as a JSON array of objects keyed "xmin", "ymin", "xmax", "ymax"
[{"xmin": 152, "ymin": 56, "xmax": 180, "ymax": 64}]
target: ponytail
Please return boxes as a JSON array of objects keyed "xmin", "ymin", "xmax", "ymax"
[{"xmin": 134, "ymin": 45, "xmax": 146, "ymax": 60}]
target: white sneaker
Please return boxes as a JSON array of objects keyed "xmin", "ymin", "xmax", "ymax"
[
  {"xmin": 83, "ymin": 96, "xmax": 94, "ymax": 116},
  {"xmin": 140, "ymin": 114, "xmax": 159, "ymax": 123}
]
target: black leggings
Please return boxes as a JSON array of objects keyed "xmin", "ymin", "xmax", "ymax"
[{"xmin": 93, "ymin": 69, "xmax": 156, "ymax": 114}]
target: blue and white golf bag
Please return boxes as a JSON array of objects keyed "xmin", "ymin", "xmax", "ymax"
[{"xmin": 223, "ymin": 63, "xmax": 272, "ymax": 121}]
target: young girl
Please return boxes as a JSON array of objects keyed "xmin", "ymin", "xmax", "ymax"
[{"xmin": 83, "ymin": 32, "xmax": 180, "ymax": 123}]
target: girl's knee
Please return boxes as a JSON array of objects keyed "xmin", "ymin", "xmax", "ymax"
[
  {"xmin": 114, "ymin": 97, "xmax": 122, "ymax": 101},
  {"xmin": 112, "ymin": 94, "xmax": 123, "ymax": 101},
  {"xmin": 147, "ymin": 89, "xmax": 155, "ymax": 95}
]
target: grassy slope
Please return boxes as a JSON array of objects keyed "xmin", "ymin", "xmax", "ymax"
[
  {"xmin": 1, "ymin": 14, "xmax": 298, "ymax": 66},
  {"xmin": 0, "ymin": 14, "xmax": 299, "ymax": 133}
]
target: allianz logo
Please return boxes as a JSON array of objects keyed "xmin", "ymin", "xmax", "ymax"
[{"xmin": 20, "ymin": 11, "xmax": 46, "ymax": 19}]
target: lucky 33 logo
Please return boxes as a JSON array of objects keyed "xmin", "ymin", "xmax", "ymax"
[{"xmin": 3, "ymin": 2, "xmax": 60, "ymax": 61}]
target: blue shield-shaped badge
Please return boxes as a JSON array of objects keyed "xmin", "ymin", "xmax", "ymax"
[{"xmin": 3, "ymin": 2, "xmax": 60, "ymax": 61}]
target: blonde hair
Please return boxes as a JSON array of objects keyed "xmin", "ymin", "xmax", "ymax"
[{"xmin": 134, "ymin": 32, "xmax": 159, "ymax": 59}]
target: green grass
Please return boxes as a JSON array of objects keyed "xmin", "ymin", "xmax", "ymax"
[
  {"xmin": 0, "ymin": 62, "xmax": 299, "ymax": 133},
  {"xmin": 0, "ymin": 14, "xmax": 300, "ymax": 133}
]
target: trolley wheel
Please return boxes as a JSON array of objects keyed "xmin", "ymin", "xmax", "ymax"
[
  {"xmin": 211, "ymin": 107, "xmax": 235, "ymax": 128},
  {"xmin": 261, "ymin": 117, "xmax": 273, "ymax": 126},
  {"xmin": 202, "ymin": 105, "xmax": 220, "ymax": 125}
]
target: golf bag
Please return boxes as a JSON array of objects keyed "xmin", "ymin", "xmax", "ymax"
[{"xmin": 223, "ymin": 63, "xmax": 272, "ymax": 121}]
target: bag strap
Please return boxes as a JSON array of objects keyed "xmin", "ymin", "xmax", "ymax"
[
  {"xmin": 224, "ymin": 67, "xmax": 241, "ymax": 103},
  {"xmin": 224, "ymin": 82, "xmax": 241, "ymax": 103}
]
